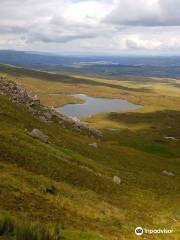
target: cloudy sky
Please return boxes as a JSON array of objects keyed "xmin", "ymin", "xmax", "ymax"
[{"xmin": 1, "ymin": 0, "xmax": 180, "ymax": 55}]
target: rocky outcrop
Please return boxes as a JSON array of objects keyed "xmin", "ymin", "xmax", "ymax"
[
  {"xmin": 0, "ymin": 76, "xmax": 103, "ymax": 138},
  {"xmin": 0, "ymin": 76, "xmax": 40, "ymax": 107},
  {"xmin": 68, "ymin": 117, "xmax": 102, "ymax": 138},
  {"xmin": 30, "ymin": 129, "xmax": 49, "ymax": 143},
  {"xmin": 46, "ymin": 109, "xmax": 103, "ymax": 138}
]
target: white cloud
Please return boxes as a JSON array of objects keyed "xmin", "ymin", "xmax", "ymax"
[
  {"xmin": 124, "ymin": 36, "xmax": 162, "ymax": 50},
  {"xmin": 0, "ymin": 0, "xmax": 180, "ymax": 54},
  {"xmin": 62, "ymin": 0, "xmax": 111, "ymax": 24}
]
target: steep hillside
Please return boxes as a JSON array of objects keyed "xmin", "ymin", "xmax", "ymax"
[{"xmin": 0, "ymin": 71, "xmax": 180, "ymax": 239}]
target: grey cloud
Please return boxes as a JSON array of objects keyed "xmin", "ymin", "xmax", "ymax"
[
  {"xmin": 0, "ymin": 0, "xmax": 114, "ymax": 45},
  {"xmin": 1, "ymin": 0, "xmax": 180, "ymax": 54},
  {"xmin": 106, "ymin": 0, "xmax": 180, "ymax": 27},
  {"xmin": 0, "ymin": 26, "xmax": 28, "ymax": 34},
  {"xmin": 28, "ymin": 28, "xmax": 97, "ymax": 43}
]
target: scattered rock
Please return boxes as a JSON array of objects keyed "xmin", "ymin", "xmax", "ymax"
[
  {"xmin": 162, "ymin": 170, "xmax": 175, "ymax": 177},
  {"xmin": 43, "ymin": 111, "xmax": 53, "ymax": 120},
  {"xmin": 30, "ymin": 129, "xmax": 49, "ymax": 143},
  {"xmin": 58, "ymin": 113, "xmax": 103, "ymax": 138},
  {"xmin": 89, "ymin": 142, "xmax": 98, "ymax": 148},
  {"xmin": 70, "ymin": 116, "xmax": 80, "ymax": 123},
  {"xmin": 74, "ymin": 121, "xmax": 103, "ymax": 138},
  {"xmin": 113, "ymin": 176, "xmax": 121, "ymax": 185},
  {"xmin": 39, "ymin": 116, "xmax": 48, "ymax": 123},
  {"xmin": 164, "ymin": 136, "xmax": 177, "ymax": 141}
]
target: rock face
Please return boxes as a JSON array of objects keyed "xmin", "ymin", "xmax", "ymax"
[
  {"xmin": 162, "ymin": 170, "xmax": 175, "ymax": 177},
  {"xmin": 113, "ymin": 176, "xmax": 121, "ymax": 185},
  {"xmin": 30, "ymin": 129, "xmax": 49, "ymax": 143}
]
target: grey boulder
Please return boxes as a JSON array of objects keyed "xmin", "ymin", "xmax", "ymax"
[
  {"xmin": 162, "ymin": 170, "xmax": 175, "ymax": 177},
  {"xmin": 30, "ymin": 129, "xmax": 49, "ymax": 143},
  {"xmin": 113, "ymin": 176, "xmax": 121, "ymax": 185}
]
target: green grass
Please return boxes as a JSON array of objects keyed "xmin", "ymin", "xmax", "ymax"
[
  {"xmin": 61, "ymin": 229, "xmax": 106, "ymax": 240},
  {"xmin": 0, "ymin": 214, "xmax": 61, "ymax": 240},
  {"xmin": 0, "ymin": 67, "xmax": 180, "ymax": 239},
  {"xmin": 0, "ymin": 95, "xmax": 180, "ymax": 239}
]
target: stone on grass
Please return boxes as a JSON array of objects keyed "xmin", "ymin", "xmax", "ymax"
[
  {"xmin": 164, "ymin": 136, "xmax": 177, "ymax": 141},
  {"xmin": 89, "ymin": 142, "xmax": 98, "ymax": 148},
  {"xmin": 30, "ymin": 129, "xmax": 49, "ymax": 143},
  {"xmin": 162, "ymin": 170, "xmax": 175, "ymax": 177},
  {"xmin": 113, "ymin": 176, "xmax": 121, "ymax": 185}
]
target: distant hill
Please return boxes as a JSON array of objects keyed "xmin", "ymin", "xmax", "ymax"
[
  {"xmin": 0, "ymin": 50, "xmax": 77, "ymax": 67},
  {"xmin": 1, "ymin": 50, "xmax": 180, "ymax": 77}
]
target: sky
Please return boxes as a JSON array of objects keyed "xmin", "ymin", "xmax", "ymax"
[{"xmin": 1, "ymin": 0, "xmax": 180, "ymax": 55}]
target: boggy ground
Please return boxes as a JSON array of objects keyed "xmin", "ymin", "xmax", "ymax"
[{"xmin": 0, "ymin": 64, "xmax": 180, "ymax": 239}]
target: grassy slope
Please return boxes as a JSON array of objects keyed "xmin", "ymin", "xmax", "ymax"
[
  {"xmin": 0, "ymin": 95, "xmax": 121, "ymax": 240},
  {"xmin": 0, "ymin": 64, "xmax": 180, "ymax": 239}
]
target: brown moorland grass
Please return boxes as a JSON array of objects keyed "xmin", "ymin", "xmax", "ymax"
[{"xmin": 1, "ymin": 63, "xmax": 180, "ymax": 110}]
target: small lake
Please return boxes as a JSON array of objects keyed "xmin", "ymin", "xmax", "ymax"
[{"xmin": 58, "ymin": 94, "xmax": 141, "ymax": 118}]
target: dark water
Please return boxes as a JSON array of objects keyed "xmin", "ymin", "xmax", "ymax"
[{"xmin": 58, "ymin": 94, "xmax": 141, "ymax": 118}]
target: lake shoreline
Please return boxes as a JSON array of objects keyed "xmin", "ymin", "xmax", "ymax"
[{"xmin": 57, "ymin": 93, "xmax": 141, "ymax": 118}]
